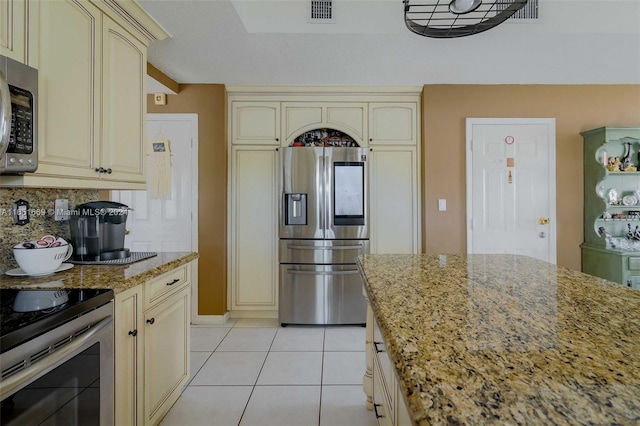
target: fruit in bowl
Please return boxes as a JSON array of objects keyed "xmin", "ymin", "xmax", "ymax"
[{"xmin": 13, "ymin": 236, "xmax": 73, "ymax": 276}]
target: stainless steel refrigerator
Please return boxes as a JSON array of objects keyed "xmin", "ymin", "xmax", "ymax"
[{"xmin": 279, "ymin": 146, "xmax": 369, "ymax": 326}]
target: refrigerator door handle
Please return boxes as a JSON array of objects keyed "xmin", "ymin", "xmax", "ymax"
[
  {"xmin": 286, "ymin": 244, "xmax": 363, "ymax": 250},
  {"xmin": 286, "ymin": 269, "xmax": 360, "ymax": 276}
]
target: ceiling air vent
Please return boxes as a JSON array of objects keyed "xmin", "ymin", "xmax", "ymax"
[
  {"xmin": 499, "ymin": 0, "xmax": 538, "ymax": 19},
  {"xmin": 309, "ymin": 0, "xmax": 334, "ymax": 23}
]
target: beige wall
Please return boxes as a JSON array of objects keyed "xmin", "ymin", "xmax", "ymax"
[
  {"xmin": 422, "ymin": 85, "xmax": 640, "ymax": 270},
  {"xmin": 147, "ymin": 85, "xmax": 227, "ymax": 315}
]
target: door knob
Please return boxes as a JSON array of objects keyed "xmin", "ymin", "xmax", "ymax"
[{"xmin": 539, "ymin": 232, "xmax": 546, "ymax": 238}]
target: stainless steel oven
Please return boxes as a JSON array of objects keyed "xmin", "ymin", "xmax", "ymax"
[{"xmin": 0, "ymin": 289, "xmax": 114, "ymax": 425}]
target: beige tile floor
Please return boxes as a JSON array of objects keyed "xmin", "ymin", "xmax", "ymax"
[{"xmin": 160, "ymin": 318, "xmax": 377, "ymax": 426}]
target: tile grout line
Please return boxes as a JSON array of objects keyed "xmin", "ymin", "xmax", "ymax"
[{"xmin": 236, "ymin": 323, "xmax": 279, "ymax": 426}]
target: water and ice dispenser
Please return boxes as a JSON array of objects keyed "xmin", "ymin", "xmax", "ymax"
[{"xmin": 284, "ymin": 193, "xmax": 307, "ymax": 225}]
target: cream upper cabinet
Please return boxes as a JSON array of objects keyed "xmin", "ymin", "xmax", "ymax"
[
  {"xmin": 231, "ymin": 101, "xmax": 281, "ymax": 145},
  {"xmin": 282, "ymin": 102, "xmax": 367, "ymax": 146},
  {"xmin": 369, "ymin": 103, "xmax": 417, "ymax": 145},
  {"xmin": 1, "ymin": 0, "xmax": 167, "ymax": 189},
  {"xmin": 29, "ymin": 0, "xmax": 100, "ymax": 180},
  {"xmin": 0, "ymin": 0, "xmax": 26, "ymax": 62},
  {"xmin": 101, "ymin": 14, "xmax": 146, "ymax": 183}
]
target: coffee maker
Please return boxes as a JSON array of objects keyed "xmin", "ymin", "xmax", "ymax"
[{"xmin": 69, "ymin": 201, "xmax": 131, "ymax": 261}]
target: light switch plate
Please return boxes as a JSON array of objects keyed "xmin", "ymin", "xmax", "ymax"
[
  {"xmin": 54, "ymin": 199, "xmax": 69, "ymax": 221},
  {"xmin": 438, "ymin": 199, "xmax": 447, "ymax": 211}
]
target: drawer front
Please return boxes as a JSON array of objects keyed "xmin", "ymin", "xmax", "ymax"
[
  {"xmin": 373, "ymin": 321, "xmax": 395, "ymax": 402},
  {"xmin": 373, "ymin": 356, "xmax": 394, "ymax": 426},
  {"xmin": 145, "ymin": 265, "xmax": 189, "ymax": 307},
  {"xmin": 628, "ymin": 257, "xmax": 640, "ymax": 270}
]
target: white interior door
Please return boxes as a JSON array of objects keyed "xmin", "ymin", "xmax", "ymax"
[
  {"xmin": 112, "ymin": 114, "xmax": 198, "ymax": 252},
  {"xmin": 466, "ymin": 118, "xmax": 556, "ymax": 264}
]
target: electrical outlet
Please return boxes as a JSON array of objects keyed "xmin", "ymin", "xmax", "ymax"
[
  {"xmin": 54, "ymin": 199, "xmax": 69, "ymax": 221},
  {"xmin": 13, "ymin": 199, "xmax": 29, "ymax": 225}
]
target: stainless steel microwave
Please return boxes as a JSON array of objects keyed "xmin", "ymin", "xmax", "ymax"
[{"xmin": 0, "ymin": 55, "xmax": 37, "ymax": 174}]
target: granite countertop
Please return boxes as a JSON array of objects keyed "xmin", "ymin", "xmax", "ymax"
[
  {"xmin": 358, "ymin": 254, "xmax": 640, "ymax": 425},
  {"xmin": 0, "ymin": 252, "xmax": 198, "ymax": 293}
]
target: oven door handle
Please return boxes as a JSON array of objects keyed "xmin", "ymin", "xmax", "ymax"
[
  {"xmin": 0, "ymin": 316, "xmax": 113, "ymax": 400},
  {"xmin": 0, "ymin": 69, "xmax": 11, "ymax": 159}
]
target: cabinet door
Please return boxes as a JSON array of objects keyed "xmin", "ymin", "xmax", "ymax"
[
  {"xmin": 231, "ymin": 102, "xmax": 280, "ymax": 145},
  {"xmin": 282, "ymin": 102, "xmax": 367, "ymax": 146},
  {"xmin": 282, "ymin": 102, "xmax": 323, "ymax": 144},
  {"xmin": 230, "ymin": 146, "xmax": 278, "ymax": 310},
  {"xmin": 30, "ymin": 0, "xmax": 100, "ymax": 178},
  {"xmin": 114, "ymin": 286, "xmax": 143, "ymax": 426},
  {"xmin": 0, "ymin": 0, "xmax": 25, "ymax": 62},
  {"xmin": 326, "ymin": 103, "xmax": 367, "ymax": 145},
  {"xmin": 369, "ymin": 103, "xmax": 417, "ymax": 146},
  {"xmin": 370, "ymin": 147, "xmax": 419, "ymax": 254},
  {"xmin": 101, "ymin": 15, "xmax": 146, "ymax": 183},
  {"xmin": 144, "ymin": 286, "xmax": 190, "ymax": 425}
]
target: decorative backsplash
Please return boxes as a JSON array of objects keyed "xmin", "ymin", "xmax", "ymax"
[{"xmin": 0, "ymin": 188, "xmax": 99, "ymax": 272}]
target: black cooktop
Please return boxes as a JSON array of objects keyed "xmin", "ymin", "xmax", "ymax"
[{"xmin": 0, "ymin": 288, "xmax": 114, "ymax": 354}]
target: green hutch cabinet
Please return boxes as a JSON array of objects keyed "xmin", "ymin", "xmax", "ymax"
[{"xmin": 581, "ymin": 127, "xmax": 640, "ymax": 289}]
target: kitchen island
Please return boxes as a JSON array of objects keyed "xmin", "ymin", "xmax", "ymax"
[{"xmin": 358, "ymin": 254, "xmax": 640, "ymax": 425}]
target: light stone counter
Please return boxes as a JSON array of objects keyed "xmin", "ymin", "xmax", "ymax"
[
  {"xmin": 358, "ymin": 253, "xmax": 640, "ymax": 425},
  {"xmin": 0, "ymin": 252, "xmax": 198, "ymax": 293}
]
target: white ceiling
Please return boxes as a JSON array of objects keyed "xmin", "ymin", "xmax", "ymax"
[{"xmin": 138, "ymin": 0, "xmax": 640, "ymax": 86}]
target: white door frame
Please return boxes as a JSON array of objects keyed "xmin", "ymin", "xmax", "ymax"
[{"xmin": 465, "ymin": 117, "xmax": 557, "ymax": 264}]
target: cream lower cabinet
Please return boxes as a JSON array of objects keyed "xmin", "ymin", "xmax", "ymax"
[
  {"xmin": 0, "ymin": 0, "xmax": 26, "ymax": 62},
  {"xmin": 365, "ymin": 305, "xmax": 412, "ymax": 426},
  {"xmin": 229, "ymin": 145, "xmax": 279, "ymax": 313},
  {"xmin": 114, "ymin": 263, "xmax": 192, "ymax": 426}
]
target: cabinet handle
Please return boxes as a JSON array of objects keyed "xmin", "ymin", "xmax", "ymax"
[
  {"xmin": 95, "ymin": 167, "xmax": 104, "ymax": 173},
  {"xmin": 373, "ymin": 403, "xmax": 384, "ymax": 419},
  {"xmin": 373, "ymin": 341, "xmax": 385, "ymax": 353},
  {"xmin": 167, "ymin": 278, "xmax": 180, "ymax": 286},
  {"xmin": 105, "ymin": 168, "xmax": 112, "ymax": 174},
  {"xmin": 128, "ymin": 329, "xmax": 138, "ymax": 337},
  {"xmin": 146, "ymin": 318, "xmax": 155, "ymax": 325},
  {"xmin": 276, "ymin": 138, "xmax": 279, "ymax": 142},
  {"xmin": 369, "ymin": 138, "xmax": 373, "ymax": 142}
]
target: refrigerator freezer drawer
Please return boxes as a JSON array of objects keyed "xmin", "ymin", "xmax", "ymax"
[
  {"xmin": 279, "ymin": 239, "xmax": 369, "ymax": 264},
  {"xmin": 279, "ymin": 264, "xmax": 367, "ymax": 325}
]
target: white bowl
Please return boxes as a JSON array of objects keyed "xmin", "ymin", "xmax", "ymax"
[
  {"xmin": 13, "ymin": 244, "xmax": 73, "ymax": 276},
  {"xmin": 13, "ymin": 290, "xmax": 69, "ymax": 312}
]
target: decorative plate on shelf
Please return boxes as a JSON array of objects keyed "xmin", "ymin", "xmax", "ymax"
[{"xmin": 622, "ymin": 195, "xmax": 639, "ymax": 206}]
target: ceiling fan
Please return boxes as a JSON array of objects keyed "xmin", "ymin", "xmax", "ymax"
[{"xmin": 404, "ymin": 0, "xmax": 529, "ymax": 38}]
